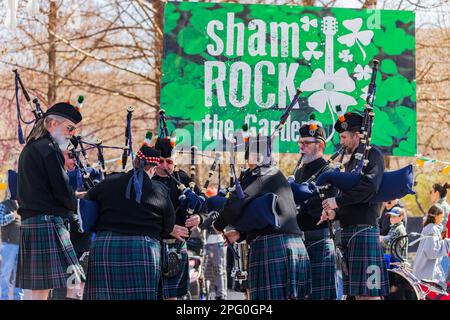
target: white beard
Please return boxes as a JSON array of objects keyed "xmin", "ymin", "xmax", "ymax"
[
  {"xmin": 51, "ymin": 129, "xmax": 70, "ymax": 151},
  {"xmin": 303, "ymin": 154, "xmax": 320, "ymax": 164}
]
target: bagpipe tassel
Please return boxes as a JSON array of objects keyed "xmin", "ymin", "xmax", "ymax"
[{"xmin": 17, "ymin": 123, "xmax": 25, "ymax": 145}]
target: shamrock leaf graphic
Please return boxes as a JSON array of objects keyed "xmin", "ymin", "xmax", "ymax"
[
  {"xmin": 300, "ymin": 68, "xmax": 356, "ymax": 114},
  {"xmin": 300, "ymin": 16, "xmax": 318, "ymax": 32},
  {"xmin": 337, "ymin": 18, "xmax": 374, "ymax": 60},
  {"xmin": 302, "ymin": 42, "xmax": 323, "ymax": 61},
  {"xmin": 338, "ymin": 49, "xmax": 353, "ymax": 63},
  {"xmin": 354, "ymin": 64, "xmax": 372, "ymax": 81}
]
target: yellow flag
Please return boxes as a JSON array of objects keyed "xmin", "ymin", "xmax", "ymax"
[
  {"xmin": 442, "ymin": 166, "xmax": 450, "ymax": 175},
  {"xmin": 0, "ymin": 182, "xmax": 6, "ymax": 191},
  {"xmin": 416, "ymin": 159, "xmax": 425, "ymax": 167}
]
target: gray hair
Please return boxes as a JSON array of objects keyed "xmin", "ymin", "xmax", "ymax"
[{"xmin": 26, "ymin": 115, "xmax": 67, "ymax": 143}]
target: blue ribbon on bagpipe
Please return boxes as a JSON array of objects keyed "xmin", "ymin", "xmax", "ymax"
[{"xmin": 289, "ymin": 164, "xmax": 416, "ymax": 204}]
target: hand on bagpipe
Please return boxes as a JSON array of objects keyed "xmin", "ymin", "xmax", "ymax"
[{"xmin": 289, "ymin": 146, "xmax": 345, "ymax": 204}]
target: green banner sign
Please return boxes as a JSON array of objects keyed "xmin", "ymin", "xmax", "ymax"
[{"xmin": 161, "ymin": 1, "xmax": 416, "ymax": 156}]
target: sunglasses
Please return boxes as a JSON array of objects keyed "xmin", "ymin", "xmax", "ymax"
[
  {"xmin": 67, "ymin": 153, "xmax": 76, "ymax": 159},
  {"xmin": 159, "ymin": 159, "xmax": 174, "ymax": 165},
  {"xmin": 65, "ymin": 124, "xmax": 77, "ymax": 133},
  {"xmin": 298, "ymin": 140, "xmax": 319, "ymax": 146}
]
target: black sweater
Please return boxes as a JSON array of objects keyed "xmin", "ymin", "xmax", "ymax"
[
  {"xmin": 86, "ymin": 171, "xmax": 175, "ymax": 239},
  {"xmin": 295, "ymin": 158, "xmax": 338, "ymax": 232},
  {"xmin": 214, "ymin": 165, "xmax": 302, "ymax": 243},
  {"xmin": 335, "ymin": 147, "xmax": 385, "ymax": 229},
  {"xmin": 18, "ymin": 133, "xmax": 77, "ymax": 220}
]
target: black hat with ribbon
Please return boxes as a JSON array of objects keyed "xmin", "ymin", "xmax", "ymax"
[
  {"xmin": 334, "ymin": 111, "xmax": 363, "ymax": 133},
  {"xmin": 299, "ymin": 114, "xmax": 327, "ymax": 142},
  {"xmin": 45, "ymin": 102, "xmax": 82, "ymax": 124},
  {"xmin": 136, "ymin": 132, "xmax": 161, "ymax": 166}
]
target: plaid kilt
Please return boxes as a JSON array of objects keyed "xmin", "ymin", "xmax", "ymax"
[
  {"xmin": 304, "ymin": 237, "xmax": 338, "ymax": 300},
  {"xmin": 248, "ymin": 234, "xmax": 311, "ymax": 300},
  {"xmin": 83, "ymin": 231, "xmax": 161, "ymax": 300},
  {"xmin": 160, "ymin": 241, "xmax": 189, "ymax": 299},
  {"xmin": 341, "ymin": 226, "xmax": 390, "ymax": 297},
  {"xmin": 17, "ymin": 215, "xmax": 85, "ymax": 290}
]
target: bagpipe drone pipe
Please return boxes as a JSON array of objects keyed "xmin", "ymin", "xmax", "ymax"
[{"xmin": 13, "ymin": 69, "xmax": 44, "ymax": 144}]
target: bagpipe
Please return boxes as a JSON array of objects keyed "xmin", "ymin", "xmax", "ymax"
[
  {"xmin": 164, "ymin": 168, "xmax": 205, "ymax": 216},
  {"xmin": 13, "ymin": 69, "xmax": 44, "ymax": 144},
  {"xmin": 121, "ymin": 105, "xmax": 135, "ymax": 171},
  {"xmin": 312, "ymin": 59, "xmax": 415, "ymax": 202}
]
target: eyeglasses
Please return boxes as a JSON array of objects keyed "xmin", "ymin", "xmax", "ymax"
[
  {"xmin": 159, "ymin": 159, "xmax": 174, "ymax": 165},
  {"xmin": 298, "ymin": 140, "xmax": 319, "ymax": 146},
  {"xmin": 65, "ymin": 125, "xmax": 77, "ymax": 133}
]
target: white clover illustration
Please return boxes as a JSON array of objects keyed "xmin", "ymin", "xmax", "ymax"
[
  {"xmin": 300, "ymin": 16, "xmax": 318, "ymax": 32},
  {"xmin": 338, "ymin": 49, "xmax": 353, "ymax": 63},
  {"xmin": 354, "ymin": 64, "xmax": 372, "ymax": 81},
  {"xmin": 302, "ymin": 42, "xmax": 323, "ymax": 61},
  {"xmin": 337, "ymin": 18, "xmax": 374, "ymax": 61},
  {"xmin": 300, "ymin": 68, "xmax": 357, "ymax": 114}
]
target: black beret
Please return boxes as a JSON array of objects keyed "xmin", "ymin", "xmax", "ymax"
[
  {"xmin": 334, "ymin": 112, "xmax": 363, "ymax": 133},
  {"xmin": 137, "ymin": 145, "xmax": 161, "ymax": 165},
  {"xmin": 154, "ymin": 137, "xmax": 173, "ymax": 158},
  {"xmin": 45, "ymin": 102, "xmax": 82, "ymax": 124}
]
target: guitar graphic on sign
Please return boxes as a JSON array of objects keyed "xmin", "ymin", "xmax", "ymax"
[{"xmin": 300, "ymin": 16, "xmax": 357, "ymax": 141}]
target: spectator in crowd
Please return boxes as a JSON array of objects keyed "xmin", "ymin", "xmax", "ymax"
[
  {"xmin": 413, "ymin": 204, "xmax": 450, "ymax": 290},
  {"xmin": 380, "ymin": 207, "xmax": 408, "ymax": 260},
  {"xmin": 430, "ymin": 183, "xmax": 450, "ymax": 238},
  {"xmin": 429, "ymin": 183, "xmax": 450, "ymax": 280},
  {"xmin": 0, "ymin": 170, "xmax": 24, "ymax": 300},
  {"xmin": 378, "ymin": 199, "xmax": 404, "ymax": 236},
  {"xmin": 200, "ymin": 186, "xmax": 227, "ymax": 300}
]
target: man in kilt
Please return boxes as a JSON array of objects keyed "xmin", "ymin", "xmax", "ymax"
[
  {"xmin": 214, "ymin": 135, "xmax": 312, "ymax": 300},
  {"xmin": 321, "ymin": 112, "xmax": 389, "ymax": 300},
  {"xmin": 83, "ymin": 143, "xmax": 176, "ymax": 300},
  {"xmin": 152, "ymin": 137, "xmax": 205, "ymax": 300},
  {"xmin": 16, "ymin": 102, "xmax": 85, "ymax": 300},
  {"xmin": 295, "ymin": 117, "xmax": 338, "ymax": 300}
]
